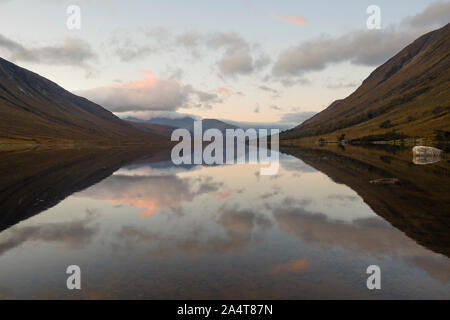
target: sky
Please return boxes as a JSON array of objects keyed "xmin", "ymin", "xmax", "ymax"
[{"xmin": 0, "ymin": 0, "xmax": 449, "ymax": 127}]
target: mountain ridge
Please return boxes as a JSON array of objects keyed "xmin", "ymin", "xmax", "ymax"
[
  {"xmin": 125, "ymin": 116, "xmax": 239, "ymax": 133},
  {"xmin": 0, "ymin": 57, "xmax": 168, "ymax": 146},
  {"xmin": 281, "ymin": 23, "xmax": 450, "ymax": 143}
]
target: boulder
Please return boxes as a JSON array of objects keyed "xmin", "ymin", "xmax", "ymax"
[
  {"xmin": 412, "ymin": 146, "xmax": 443, "ymax": 165},
  {"xmin": 412, "ymin": 146, "xmax": 443, "ymax": 156}
]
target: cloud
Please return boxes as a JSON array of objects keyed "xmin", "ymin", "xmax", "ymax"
[
  {"xmin": 259, "ymin": 85, "xmax": 281, "ymax": 98},
  {"xmin": 144, "ymin": 26, "xmax": 173, "ymax": 45},
  {"xmin": 110, "ymin": 29, "xmax": 270, "ymax": 77},
  {"xmin": 273, "ymin": 258, "xmax": 310, "ymax": 273},
  {"xmin": 272, "ymin": 13, "xmax": 307, "ymax": 26},
  {"xmin": 0, "ymin": 34, "xmax": 97, "ymax": 70},
  {"xmin": 113, "ymin": 39, "xmax": 156, "ymax": 62},
  {"xmin": 273, "ymin": 205, "xmax": 432, "ymax": 256},
  {"xmin": 176, "ymin": 29, "xmax": 204, "ymax": 48},
  {"xmin": 208, "ymin": 208, "xmax": 271, "ymax": 253},
  {"xmin": 0, "ymin": 210, "xmax": 99, "ymax": 256},
  {"xmin": 254, "ymin": 104, "xmax": 260, "ymax": 113},
  {"xmin": 78, "ymin": 70, "xmax": 222, "ymax": 112},
  {"xmin": 279, "ymin": 111, "xmax": 316, "ymax": 125},
  {"xmin": 407, "ymin": 0, "xmax": 450, "ymax": 28},
  {"xmin": 113, "ymin": 207, "xmax": 272, "ymax": 259},
  {"xmin": 272, "ymin": 30, "xmax": 408, "ymax": 77},
  {"xmin": 114, "ymin": 110, "xmax": 197, "ymax": 121},
  {"xmin": 218, "ymin": 51, "xmax": 254, "ymax": 75},
  {"xmin": 205, "ymin": 31, "xmax": 249, "ymax": 52},
  {"xmin": 272, "ymin": 1, "xmax": 450, "ymax": 78},
  {"xmin": 207, "ymin": 32, "xmax": 270, "ymax": 76},
  {"xmin": 326, "ymin": 81, "xmax": 359, "ymax": 89},
  {"xmin": 217, "ymin": 87, "xmax": 231, "ymax": 95},
  {"xmin": 79, "ymin": 169, "xmax": 222, "ymax": 217}
]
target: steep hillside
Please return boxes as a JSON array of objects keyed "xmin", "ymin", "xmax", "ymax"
[
  {"xmin": 281, "ymin": 23, "xmax": 450, "ymax": 143},
  {"xmin": 0, "ymin": 57, "xmax": 167, "ymax": 146}
]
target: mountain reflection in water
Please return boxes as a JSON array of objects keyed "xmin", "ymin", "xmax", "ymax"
[{"xmin": 0, "ymin": 145, "xmax": 448, "ymax": 299}]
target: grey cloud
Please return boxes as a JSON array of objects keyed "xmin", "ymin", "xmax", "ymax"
[
  {"xmin": 144, "ymin": 26, "xmax": 173, "ymax": 45},
  {"xmin": 409, "ymin": 255, "xmax": 450, "ymax": 283},
  {"xmin": 207, "ymin": 32, "xmax": 269, "ymax": 76},
  {"xmin": 205, "ymin": 32, "xmax": 249, "ymax": 52},
  {"xmin": 110, "ymin": 27, "xmax": 172, "ymax": 62},
  {"xmin": 280, "ymin": 157, "xmax": 317, "ymax": 173},
  {"xmin": 0, "ymin": 210, "xmax": 99, "ymax": 256},
  {"xmin": 327, "ymin": 194, "xmax": 359, "ymax": 202},
  {"xmin": 208, "ymin": 208, "xmax": 272, "ymax": 253},
  {"xmin": 218, "ymin": 52, "xmax": 269, "ymax": 76},
  {"xmin": 114, "ymin": 43, "xmax": 156, "ymax": 62},
  {"xmin": 259, "ymin": 85, "xmax": 281, "ymax": 98},
  {"xmin": 176, "ymin": 30, "xmax": 203, "ymax": 48},
  {"xmin": 274, "ymin": 206, "xmax": 434, "ymax": 256},
  {"xmin": 218, "ymin": 51, "xmax": 253, "ymax": 75},
  {"xmin": 407, "ymin": 1, "xmax": 450, "ymax": 28},
  {"xmin": 114, "ymin": 206, "xmax": 272, "ymax": 256},
  {"xmin": 112, "ymin": 29, "xmax": 269, "ymax": 77},
  {"xmin": 326, "ymin": 81, "xmax": 359, "ymax": 89},
  {"xmin": 0, "ymin": 34, "xmax": 97, "ymax": 69},
  {"xmin": 272, "ymin": 30, "xmax": 412, "ymax": 77},
  {"xmin": 186, "ymin": 85, "xmax": 222, "ymax": 105},
  {"xmin": 273, "ymin": 204, "xmax": 450, "ymax": 280},
  {"xmin": 279, "ymin": 111, "xmax": 316, "ymax": 125},
  {"xmin": 272, "ymin": 1, "xmax": 450, "ymax": 78}
]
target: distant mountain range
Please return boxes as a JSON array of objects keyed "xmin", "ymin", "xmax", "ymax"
[
  {"xmin": 126, "ymin": 121, "xmax": 178, "ymax": 137},
  {"xmin": 0, "ymin": 57, "xmax": 167, "ymax": 146},
  {"xmin": 125, "ymin": 116, "xmax": 293, "ymax": 137},
  {"xmin": 125, "ymin": 116, "xmax": 238, "ymax": 136},
  {"xmin": 281, "ymin": 23, "xmax": 450, "ymax": 143}
]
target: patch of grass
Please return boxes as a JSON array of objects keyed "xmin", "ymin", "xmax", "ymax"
[
  {"xmin": 351, "ymin": 130, "xmax": 409, "ymax": 143},
  {"xmin": 379, "ymin": 120, "xmax": 393, "ymax": 129}
]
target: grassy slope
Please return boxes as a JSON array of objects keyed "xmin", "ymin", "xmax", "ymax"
[{"xmin": 281, "ymin": 23, "xmax": 450, "ymax": 144}]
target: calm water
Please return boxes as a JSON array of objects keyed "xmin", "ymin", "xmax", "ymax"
[{"xmin": 0, "ymin": 145, "xmax": 449, "ymax": 299}]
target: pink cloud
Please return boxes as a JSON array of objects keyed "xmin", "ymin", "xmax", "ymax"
[
  {"xmin": 78, "ymin": 70, "xmax": 221, "ymax": 112},
  {"xmin": 217, "ymin": 87, "xmax": 231, "ymax": 95},
  {"xmin": 273, "ymin": 258, "xmax": 310, "ymax": 273},
  {"xmin": 217, "ymin": 190, "xmax": 232, "ymax": 199},
  {"xmin": 272, "ymin": 13, "xmax": 307, "ymax": 26}
]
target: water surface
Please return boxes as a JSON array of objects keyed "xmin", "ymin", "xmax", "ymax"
[{"xmin": 0, "ymin": 145, "xmax": 448, "ymax": 299}]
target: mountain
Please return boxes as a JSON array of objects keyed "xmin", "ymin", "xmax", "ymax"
[
  {"xmin": 126, "ymin": 120, "xmax": 177, "ymax": 137},
  {"xmin": 0, "ymin": 57, "xmax": 168, "ymax": 146},
  {"xmin": 281, "ymin": 23, "xmax": 450, "ymax": 143},
  {"xmin": 127, "ymin": 116, "xmax": 239, "ymax": 133},
  {"xmin": 0, "ymin": 147, "xmax": 149, "ymax": 232},
  {"xmin": 282, "ymin": 144, "xmax": 450, "ymax": 257}
]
